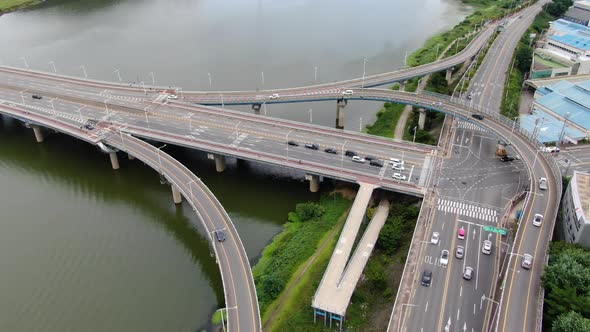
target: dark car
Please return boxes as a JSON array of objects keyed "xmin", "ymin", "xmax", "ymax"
[
  {"xmin": 471, "ymin": 114, "xmax": 484, "ymax": 120},
  {"xmin": 83, "ymin": 123, "xmax": 95, "ymax": 130},
  {"xmin": 324, "ymin": 148, "xmax": 338, "ymax": 154},
  {"xmin": 345, "ymin": 150, "xmax": 357, "ymax": 157},
  {"xmin": 365, "ymin": 155, "xmax": 378, "ymax": 161},
  {"xmin": 214, "ymin": 230, "xmax": 226, "ymax": 242},
  {"xmin": 500, "ymin": 155, "xmax": 515, "ymax": 162},
  {"xmin": 369, "ymin": 159, "xmax": 384, "ymax": 167},
  {"xmin": 287, "ymin": 140, "xmax": 299, "ymax": 146},
  {"xmin": 305, "ymin": 143, "xmax": 319, "ymax": 150},
  {"xmin": 421, "ymin": 270, "xmax": 432, "ymax": 287},
  {"xmin": 32, "ymin": 94, "xmax": 42, "ymax": 99}
]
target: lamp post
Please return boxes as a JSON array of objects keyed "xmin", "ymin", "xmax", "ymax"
[
  {"xmin": 113, "ymin": 69, "xmax": 122, "ymax": 82},
  {"xmin": 341, "ymin": 140, "xmax": 347, "ymax": 171},
  {"xmin": 286, "ymin": 130, "xmax": 293, "ymax": 158},
  {"xmin": 435, "ymin": 43, "xmax": 443, "ymax": 59},
  {"xmin": 140, "ymin": 81, "xmax": 147, "ymax": 95},
  {"xmin": 359, "ymin": 117, "xmax": 363, "ymax": 132},
  {"xmin": 104, "ymin": 99, "xmax": 110, "ymax": 116},
  {"xmin": 261, "ymin": 71, "xmax": 265, "ymax": 90},
  {"xmin": 404, "ymin": 51, "xmax": 409, "ymax": 67},
  {"xmin": 49, "ymin": 98, "xmax": 56, "ymax": 116},
  {"xmin": 509, "ymin": 116, "xmax": 518, "ymax": 144},
  {"xmin": 80, "ymin": 65, "xmax": 88, "ymax": 78},
  {"xmin": 361, "ymin": 58, "xmax": 368, "ymax": 88},
  {"xmin": 314, "ymin": 66, "xmax": 318, "ymax": 82},
  {"xmin": 188, "ymin": 180, "xmax": 196, "ymax": 206},
  {"xmin": 207, "ymin": 73, "xmax": 212, "ymax": 88},
  {"xmin": 156, "ymin": 144, "xmax": 167, "ymax": 173},
  {"xmin": 77, "ymin": 106, "xmax": 85, "ymax": 121},
  {"xmin": 19, "ymin": 90, "xmax": 25, "ymax": 105},
  {"xmin": 19, "ymin": 56, "xmax": 29, "ymax": 69},
  {"xmin": 308, "ymin": 108, "xmax": 313, "ymax": 123},
  {"xmin": 48, "ymin": 61, "xmax": 57, "ymax": 74},
  {"xmin": 144, "ymin": 106, "xmax": 150, "ymax": 128},
  {"xmin": 557, "ymin": 112, "xmax": 571, "ymax": 149},
  {"xmin": 149, "ymin": 72, "xmax": 156, "ymax": 86},
  {"xmin": 413, "ymin": 126, "xmax": 418, "ymax": 143}
]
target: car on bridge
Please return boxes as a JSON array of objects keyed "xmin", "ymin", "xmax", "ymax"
[
  {"xmin": 482, "ymin": 240, "xmax": 492, "ymax": 255},
  {"xmin": 392, "ymin": 163, "xmax": 405, "ymax": 171},
  {"xmin": 369, "ymin": 159, "xmax": 384, "ymax": 167},
  {"xmin": 421, "ymin": 270, "xmax": 432, "ymax": 287},
  {"xmin": 352, "ymin": 156, "xmax": 365, "ymax": 163},
  {"xmin": 522, "ymin": 254, "xmax": 533, "ymax": 270},
  {"xmin": 305, "ymin": 143, "xmax": 319, "ymax": 150},
  {"xmin": 455, "ymin": 245, "xmax": 464, "ymax": 259},
  {"xmin": 32, "ymin": 94, "xmax": 42, "ymax": 99},
  {"xmin": 167, "ymin": 94, "xmax": 178, "ymax": 99},
  {"xmin": 287, "ymin": 140, "xmax": 299, "ymax": 146},
  {"xmin": 471, "ymin": 113, "xmax": 484, "ymax": 120},
  {"xmin": 500, "ymin": 155, "xmax": 515, "ymax": 162},
  {"xmin": 431, "ymin": 232, "xmax": 440, "ymax": 245},
  {"xmin": 544, "ymin": 146, "xmax": 560, "ymax": 153},
  {"xmin": 324, "ymin": 148, "xmax": 338, "ymax": 154},
  {"xmin": 458, "ymin": 227, "xmax": 465, "ymax": 240},
  {"xmin": 345, "ymin": 150, "xmax": 358, "ymax": 157},
  {"xmin": 463, "ymin": 266, "xmax": 474, "ymax": 280},
  {"xmin": 440, "ymin": 250, "xmax": 449, "ymax": 267},
  {"xmin": 539, "ymin": 177, "xmax": 548, "ymax": 190},
  {"xmin": 214, "ymin": 230, "xmax": 226, "ymax": 242},
  {"xmin": 392, "ymin": 173, "xmax": 406, "ymax": 181},
  {"xmin": 342, "ymin": 90, "xmax": 354, "ymax": 95},
  {"xmin": 390, "ymin": 158, "xmax": 404, "ymax": 165},
  {"xmin": 532, "ymin": 214, "xmax": 543, "ymax": 227},
  {"xmin": 269, "ymin": 93, "xmax": 280, "ymax": 99}
]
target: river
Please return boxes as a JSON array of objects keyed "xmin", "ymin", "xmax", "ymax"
[{"xmin": 0, "ymin": 0, "xmax": 471, "ymax": 331}]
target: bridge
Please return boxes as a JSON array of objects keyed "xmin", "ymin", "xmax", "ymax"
[{"xmin": 0, "ymin": 8, "xmax": 562, "ymax": 331}]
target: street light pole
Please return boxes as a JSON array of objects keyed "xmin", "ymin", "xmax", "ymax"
[
  {"xmin": 77, "ymin": 106, "xmax": 85, "ymax": 121},
  {"xmin": 286, "ymin": 130, "xmax": 292, "ymax": 158},
  {"xmin": 140, "ymin": 81, "xmax": 147, "ymax": 95},
  {"xmin": 144, "ymin": 106, "xmax": 150, "ymax": 128},
  {"xmin": 359, "ymin": 117, "xmax": 363, "ymax": 132},
  {"xmin": 557, "ymin": 112, "xmax": 571, "ymax": 149},
  {"xmin": 362, "ymin": 58, "xmax": 368, "ymax": 88},
  {"xmin": 341, "ymin": 140, "xmax": 347, "ymax": 171},
  {"xmin": 149, "ymin": 72, "xmax": 155, "ymax": 86},
  {"xmin": 48, "ymin": 61, "xmax": 57, "ymax": 74},
  {"xmin": 308, "ymin": 108, "xmax": 313, "ymax": 123},
  {"xmin": 261, "ymin": 71, "xmax": 265, "ymax": 90},
  {"xmin": 113, "ymin": 69, "xmax": 122, "ymax": 82},
  {"xmin": 314, "ymin": 66, "xmax": 318, "ymax": 82},
  {"xmin": 208, "ymin": 73, "xmax": 212, "ymax": 88},
  {"xmin": 104, "ymin": 99, "xmax": 110, "ymax": 116},
  {"xmin": 80, "ymin": 65, "xmax": 88, "ymax": 78},
  {"xmin": 20, "ymin": 57, "xmax": 29, "ymax": 69},
  {"xmin": 435, "ymin": 44, "xmax": 442, "ymax": 59},
  {"xmin": 413, "ymin": 126, "xmax": 418, "ymax": 143},
  {"xmin": 509, "ymin": 116, "xmax": 518, "ymax": 144},
  {"xmin": 156, "ymin": 144, "xmax": 167, "ymax": 173}
]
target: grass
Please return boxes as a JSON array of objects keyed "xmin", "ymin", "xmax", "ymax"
[
  {"xmin": 252, "ymin": 194, "xmax": 352, "ymax": 316},
  {"xmin": 0, "ymin": 0, "xmax": 42, "ymax": 12},
  {"xmin": 365, "ymin": 103, "xmax": 407, "ymax": 137}
]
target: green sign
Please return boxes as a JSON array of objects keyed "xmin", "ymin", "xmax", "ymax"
[{"xmin": 483, "ymin": 226, "xmax": 507, "ymax": 235}]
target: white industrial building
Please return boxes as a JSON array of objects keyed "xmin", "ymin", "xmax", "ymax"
[{"xmin": 561, "ymin": 171, "xmax": 590, "ymax": 248}]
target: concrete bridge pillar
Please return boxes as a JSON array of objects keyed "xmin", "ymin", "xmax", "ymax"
[
  {"xmin": 32, "ymin": 125, "xmax": 44, "ymax": 143},
  {"xmin": 445, "ymin": 68, "xmax": 454, "ymax": 83},
  {"xmin": 418, "ymin": 108, "xmax": 427, "ymax": 130},
  {"xmin": 109, "ymin": 152, "xmax": 120, "ymax": 170},
  {"xmin": 214, "ymin": 154, "xmax": 226, "ymax": 173},
  {"xmin": 399, "ymin": 81, "xmax": 407, "ymax": 92},
  {"xmin": 336, "ymin": 99, "xmax": 347, "ymax": 129},
  {"xmin": 171, "ymin": 184, "xmax": 183, "ymax": 204},
  {"xmin": 128, "ymin": 153, "xmax": 135, "ymax": 160},
  {"xmin": 307, "ymin": 174, "xmax": 320, "ymax": 193},
  {"xmin": 252, "ymin": 103, "xmax": 262, "ymax": 115}
]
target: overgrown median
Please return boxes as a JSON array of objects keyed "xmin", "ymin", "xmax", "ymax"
[{"xmin": 0, "ymin": 0, "xmax": 43, "ymax": 13}]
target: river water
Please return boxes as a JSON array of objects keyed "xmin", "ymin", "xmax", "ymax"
[{"xmin": 0, "ymin": 0, "xmax": 471, "ymax": 331}]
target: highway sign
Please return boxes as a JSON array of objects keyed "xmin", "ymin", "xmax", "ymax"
[{"xmin": 483, "ymin": 226, "xmax": 507, "ymax": 235}]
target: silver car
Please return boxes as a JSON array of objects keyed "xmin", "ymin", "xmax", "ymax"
[
  {"xmin": 455, "ymin": 245, "xmax": 464, "ymax": 259},
  {"xmin": 463, "ymin": 266, "xmax": 474, "ymax": 280},
  {"xmin": 522, "ymin": 254, "xmax": 533, "ymax": 270}
]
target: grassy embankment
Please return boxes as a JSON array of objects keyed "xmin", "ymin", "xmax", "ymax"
[
  {"xmin": 500, "ymin": 10, "xmax": 554, "ymax": 119},
  {"xmin": 366, "ymin": 0, "xmax": 529, "ymax": 142},
  {"xmin": 0, "ymin": 0, "xmax": 42, "ymax": 13}
]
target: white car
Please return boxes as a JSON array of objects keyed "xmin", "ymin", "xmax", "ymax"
[
  {"xmin": 440, "ymin": 250, "xmax": 449, "ymax": 267},
  {"xmin": 532, "ymin": 213, "xmax": 543, "ymax": 227},
  {"xmin": 167, "ymin": 94, "xmax": 178, "ymax": 99},
  {"xmin": 390, "ymin": 158, "xmax": 404, "ymax": 165},
  {"xmin": 269, "ymin": 93, "xmax": 280, "ymax": 99},
  {"xmin": 342, "ymin": 90, "xmax": 354, "ymax": 95},
  {"xmin": 539, "ymin": 177, "xmax": 548, "ymax": 190},
  {"xmin": 482, "ymin": 240, "xmax": 492, "ymax": 255},
  {"xmin": 392, "ymin": 163, "xmax": 405, "ymax": 171},
  {"xmin": 544, "ymin": 146, "xmax": 560, "ymax": 153},
  {"xmin": 431, "ymin": 232, "xmax": 440, "ymax": 245},
  {"xmin": 352, "ymin": 156, "xmax": 365, "ymax": 163},
  {"xmin": 522, "ymin": 254, "xmax": 533, "ymax": 270},
  {"xmin": 392, "ymin": 173, "xmax": 406, "ymax": 181}
]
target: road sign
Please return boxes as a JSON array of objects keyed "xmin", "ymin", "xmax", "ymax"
[{"xmin": 483, "ymin": 226, "xmax": 507, "ymax": 236}]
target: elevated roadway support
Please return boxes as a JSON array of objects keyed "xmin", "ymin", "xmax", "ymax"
[
  {"xmin": 445, "ymin": 67, "xmax": 454, "ymax": 83},
  {"xmin": 32, "ymin": 125, "xmax": 44, "ymax": 143},
  {"xmin": 312, "ymin": 183, "xmax": 382, "ymax": 330},
  {"xmin": 307, "ymin": 174, "xmax": 320, "ymax": 193},
  {"xmin": 109, "ymin": 152, "xmax": 120, "ymax": 170},
  {"xmin": 252, "ymin": 103, "xmax": 262, "ymax": 115},
  {"xmin": 214, "ymin": 154, "xmax": 226, "ymax": 173},
  {"xmin": 171, "ymin": 184, "xmax": 183, "ymax": 204},
  {"xmin": 418, "ymin": 108, "xmax": 427, "ymax": 130},
  {"xmin": 336, "ymin": 99, "xmax": 347, "ymax": 129},
  {"xmin": 399, "ymin": 81, "xmax": 407, "ymax": 92}
]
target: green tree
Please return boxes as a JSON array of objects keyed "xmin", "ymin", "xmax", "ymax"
[
  {"xmin": 261, "ymin": 273, "xmax": 285, "ymax": 300},
  {"xmin": 365, "ymin": 259, "xmax": 387, "ymax": 290},
  {"xmin": 514, "ymin": 43, "xmax": 532, "ymax": 74},
  {"xmin": 553, "ymin": 311, "xmax": 590, "ymax": 332},
  {"xmin": 295, "ymin": 202, "xmax": 325, "ymax": 221}
]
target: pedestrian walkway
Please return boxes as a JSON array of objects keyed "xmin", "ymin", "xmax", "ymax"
[
  {"xmin": 457, "ymin": 120, "xmax": 487, "ymax": 132},
  {"xmin": 437, "ymin": 198, "xmax": 498, "ymax": 223}
]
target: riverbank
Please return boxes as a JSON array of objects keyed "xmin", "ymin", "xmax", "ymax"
[
  {"xmin": 0, "ymin": 0, "xmax": 43, "ymax": 14},
  {"xmin": 367, "ymin": 0, "xmax": 530, "ymax": 141}
]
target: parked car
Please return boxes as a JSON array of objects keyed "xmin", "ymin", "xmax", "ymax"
[
  {"xmin": 305, "ymin": 143, "xmax": 319, "ymax": 150},
  {"xmin": 342, "ymin": 90, "xmax": 354, "ymax": 95},
  {"xmin": 392, "ymin": 163, "xmax": 405, "ymax": 171},
  {"xmin": 463, "ymin": 266, "xmax": 474, "ymax": 280},
  {"xmin": 214, "ymin": 230, "xmax": 226, "ymax": 242},
  {"xmin": 458, "ymin": 227, "xmax": 465, "ymax": 240},
  {"xmin": 440, "ymin": 250, "xmax": 449, "ymax": 267},
  {"xmin": 352, "ymin": 156, "xmax": 365, "ymax": 163},
  {"xmin": 431, "ymin": 232, "xmax": 440, "ymax": 245},
  {"xmin": 32, "ymin": 94, "xmax": 42, "ymax": 99},
  {"xmin": 324, "ymin": 148, "xmax": 338, "ymax": 154},
  {"xmin": 392, "ymin": 173, "xmax": 406, "ymax": 181},
  {"xmin": 471, "ymin": 113, "xmax": 484, "ymax": 120},
  {"xmin": 421, "ymin": 270, "xmax": 433, "ymax": 287},
  {"xmin": 482, "ymin": 240, "xmax": 492, "ymax": 255},
  {"xmin": 455, "ymin": 245, "xmax": 464, "ymax": 259},
  {"xmin": 287, "ymin": 140, "xmax": 299, "ymax": 146},
  {"xmin": 345, "ymin": 150, "xmax": 358, "ymax": 157},
  {"xmin": 539, "ymin": 177, "xmax": 548, "ymax": 190},
  {"xmin": 369, "ymin": 159, "xmax": 384, "ymax": 167},
  {"xmin": 532, "ymin": 213, "xmax": 543, "ymax": 227},
  {"xmin": 500, "ymin": 155, "xmax": 515, "ymax": 162},
  {"xmin": 521, "ymin": 254, "xmax": 533, "ymax": 270}
]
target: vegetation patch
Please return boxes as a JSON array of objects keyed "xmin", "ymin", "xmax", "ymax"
[
  {"xmin": 0, "ymin": 0, "xmax": 42, "ymax": 13},
  {"xmin": 542, "ymin": 242, "xmax": 590, "ymax": 331},
  {"xmin": 365, "ymin": 103, "xmax": 407, "ymax": 137}
]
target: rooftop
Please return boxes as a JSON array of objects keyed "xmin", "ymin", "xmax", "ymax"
[
  {"xmin": 533, "ymin": 53, "xmax": 570, "ymax": 70},
  {"xmin": 535, "ymin": 79, "xmax": 590, "ymax": 131},
  {"xmin": 549, "ymin": 19, "xmax": 590, "ymax": 51},
  {"xmin": 519, "ymin": 108, "xmax": 586, "ymax": 143}
]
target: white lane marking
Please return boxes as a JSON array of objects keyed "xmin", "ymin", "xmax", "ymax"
[
  {"xmin": 476, "ymin": 225, "xmax": 482, "ymax": 290},
  {"xmin": 425, "ymin": 301, "xmax": 429, "ymax": 312},
  {"xmin": 459, "ymin": 285, "xmax": 463, "ymax": 297},
  {"xmin": 456, "ymin": 308, "xmax": 460, "ymax": 321}
]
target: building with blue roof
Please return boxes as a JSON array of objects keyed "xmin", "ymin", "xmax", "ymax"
[{"xmin": 521, "ymin": 79, "xmax": 590, "ymax": 144}]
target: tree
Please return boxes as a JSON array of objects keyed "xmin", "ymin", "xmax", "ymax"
[
  {"xmin": 377, "ymin": 219, "xmax": 403, "ymax": 254},
  {"xmin": 261, "ymin": 273, "xmax": 285, "ymax": 300},
  {"xmin": 514, "ymin": 43, "xmax": 533, "ymax": 74},
  {"xmin": 295, "ymin": 202, "xmax": 325, "ymax": 221},
  {"xmin": 553, "ymin": 311, "xmax": 590, "ymax": 332}
]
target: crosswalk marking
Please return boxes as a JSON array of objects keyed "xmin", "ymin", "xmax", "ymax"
[
  {"xmin": 457, "ymin": 120, "xmax": 487, "ymax": 132},
  {"xmin": 230, "ymin": 133, "xmax": 248, "ymax": 148},
  {"xmin": 437, "ymin": 198, "xmax": 498, "ymax": 223}
]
